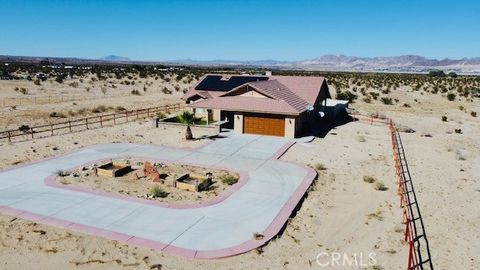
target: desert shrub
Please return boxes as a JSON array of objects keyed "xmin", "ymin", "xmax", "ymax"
[
  {"xmin": 442, "ymin": 116, "xmax": 448, "ymax": 122},
  {"xmin": 131, "ymin": 89, "xmax": 141, "ymax": 95},
  {"xmin": 403, "ymin": 103, "xmax": 411, "ymax": 108},
  {"xmin": 69, "ymin": 82, "xmax": 79, "ymax": 88},
  {"xmin": 380, "ymin": 97, "xmax": 393, "ymax": 105},
  {"xmin": 454, "ymin": 128, "xmax": 462, "ymax": 134},
  {"xmin": 156, "ymin": 112, "xmax": 166, "ymax": 119},
  {"xmin": 34, "ymin": 79, "xmax": 41, "ymax": 85},
  {"xmin": 336, "ymin": 90, "xmax": 357, "ymax": 102},
  {"xmin": 396, "ymin": 124, "xmax": 415, "ymax": 133},
  {"xmin": 55, "ymin": 75, "xmax": 64, "ymax": 83},
  {"xmin": 77, "ymin": 108, "xmax": 87, "ymax": 115},
  {"xmin": 55, "ymin": 169, "xmax": 68, "ymax": 177},
  {"xmin": 428, "ymin": 70, "xmax": 446, "ymax": 77},
  {"xmin": 448, "ymin": 72, "xmax": 458, "ymax": 78},
  {"xmin": 49, "ymin": 111, "xmax": 66, "ymax": 118},
  {"xmin": 363, "ymin": 97, "xmax": 371, "ymax": 103},
  {"xmin": 150, "ymin": 185, "xmax": 168, "ymax": 198},
  {"xmin": 253, "ymin": 232, "xmax": 264, "ymax": 240},
  {"xmin": 369, "ymin": 92, "xmax": 380, "ymax": 100},
  {"xmin": 220, "ymin": 174, "xmax": 238, "ymax": 185},
  {"xmin": 174, "ymin": 84, "xmax": 180, "ymax": 91},
  {"xmin": 447, "ymin": 93, "xmax": 456, "ymax": 101},
  {"xmin": 369, "ymin": 264, "xmax": 384, "ymax": 270},
  {"xmin": 18, "ymin": 125, "xmax": 31, "ymax": 133},
  {"xmin": 314, "ymin": 163, "xmax": 327, "ymax": 171},
  {"xmin": 471, "ymin": 111, "xmax": 477, "ymax": 117},
  {"xmin": 357, "ymin": 135, "xmax": 366, "ymax": 142},
  {"xmin": 92, "ymin": 105, "xmax": 107, "ymax": 113},
  {"xmin": 162, "ymin": 87, "xmax": 172, "ymax": 94},
  {"xmin": 115, "ymin": 106, "xmax": 126, "ymax": 112},
  {"xmin": 374, "ymin": 181, "xmax": 388, "ymax": 191},
  {"xmin": 363, "ymin": 176, "xmax": 376, "ymax": 183},
  {"xmin": 18, "ymin": 87, "xmax": 29, "ymax": 95}
]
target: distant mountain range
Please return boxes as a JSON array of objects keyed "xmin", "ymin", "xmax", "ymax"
[
  {"xmin": 1, "ymin": 54, "xmax": 480, "ymax": 74},
  {"xmin": 170, "ymin": 55, "xmax": 480, "ymax": 74},
  {"xmin": 99, "ymin": 55, "xmax": 131, "ymax": 61}
]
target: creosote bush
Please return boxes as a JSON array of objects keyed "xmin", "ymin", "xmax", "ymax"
[
  {"xmin": 220, "ymin": 174, "xmax": 238, "ymax": 185},
  {"xmin": 150, "ymin": 185, "xmax": 168, "ymax": 198},
  {"xmin": 336, "ymin": 90, "xmax": 358, "ymax": 102},
  {"xmin": 314, "ymin": 163, "xmax": 327, "ymax": 171},
  {"xmin": 363, "ymin": 176, "xmax": 376, "ymax": 183},
  {"xmin": 380, "ymin": 97, "xmax": 393, "ymax": 105},
  {"xmin": 374, "ymin": 181, "xmax": 388, "ymax": 191},
  {"xmin": 18, "ymin": 125, "xmax": 31, "ymax": 133},
  {"xmin": 131, "ymin": 89, "xmax": 141, "ymax": 95},
  {"xmin": 49, "ymin": 111, "xmax": 66, "ymax": 118},
  {"xmin": 92, "ymin": 105, "xmax": 107, "ymax": 113},
  {"xmin": 115, "ymin": 106, "xmax": 126, "ymax": 112}
]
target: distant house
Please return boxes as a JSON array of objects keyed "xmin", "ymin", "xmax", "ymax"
[{"xmin": 182, "ymin": 74, "xmax": 332, "ymax": 138}]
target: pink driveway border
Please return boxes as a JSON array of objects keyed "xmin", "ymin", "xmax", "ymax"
[{"xmin": 0, "ymin": 139, "xmax": 318, "ymax": 259}]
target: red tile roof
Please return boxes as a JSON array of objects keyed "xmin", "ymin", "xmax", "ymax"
[
  {"xmin": 189, "ymin": 96, "xmax": 300, "ymax": 115},
  {"xmin": 183, "ymin": 74, "xmax": 329, "ymax": 115},
  {"xmin": 221, "ymin": 80, "xmax": 310, "ymax": 113},
  {"xmin": 271, "ymin": 75, "xmax": 327, "ymax": 105}
]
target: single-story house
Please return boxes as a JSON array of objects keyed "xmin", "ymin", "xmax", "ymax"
[{"xmin": 182, "ymin": 74, "xmax": 333, "ymax": 138}]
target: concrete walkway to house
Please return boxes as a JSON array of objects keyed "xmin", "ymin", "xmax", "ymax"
[{"xmin": 0, "ymin": 134, "xmax": 316, "ymax": 258}]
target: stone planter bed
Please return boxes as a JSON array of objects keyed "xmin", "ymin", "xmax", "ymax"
[{"xmin": 56, "ymin": 158, "xmax": 239, "ymax": 204}]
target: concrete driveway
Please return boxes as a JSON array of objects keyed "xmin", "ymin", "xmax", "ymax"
[{"xmin": 0, "ymin": 134, "xmax": 316, "ymax": 258}]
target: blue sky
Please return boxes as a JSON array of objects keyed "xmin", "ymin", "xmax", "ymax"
[{"xmin": 1, "ymin": 0, "xmax": 479, "ymax": 61}]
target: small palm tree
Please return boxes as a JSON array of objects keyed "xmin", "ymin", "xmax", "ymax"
[{"xmin": 177, "ymin": 111, "xmax": 195, "ymax": 140}]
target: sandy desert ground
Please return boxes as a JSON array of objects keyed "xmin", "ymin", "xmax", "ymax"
[{"xmin": 0, "ymin": 73, "xmax": 478, "ymax": 270}]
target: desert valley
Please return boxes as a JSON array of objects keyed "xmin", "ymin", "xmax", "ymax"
[{"xmin": 0, "ymin": 62, "xmax": 478, "ymax": 270}]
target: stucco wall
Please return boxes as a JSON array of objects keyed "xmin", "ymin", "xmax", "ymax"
[
  {"xmin": 284, "ymin": 117, "xmax": 296, "ymax": 139},
  {"xmin": 213, "ymin": 109, "xmax": 221, "ymax": 121},
  {"xmin": 234, "ymin": 113, "xmax": 244, "ymax": 134}
]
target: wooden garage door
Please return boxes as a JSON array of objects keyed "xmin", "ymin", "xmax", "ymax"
[{"xmin": 244, "ymin": 114, "xmax": 285, "ymax": 137}]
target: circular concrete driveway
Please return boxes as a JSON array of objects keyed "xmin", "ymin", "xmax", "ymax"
[{"xmin": 0, "ymin": 134, "xmax": 316, "ymax": 259}]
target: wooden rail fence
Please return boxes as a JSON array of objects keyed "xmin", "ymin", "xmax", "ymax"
[
  {"xmin": 0, "ymin": 103, "xmax": 182, "ymax": 143},
  {"xmin": 0, "ymin": 93, "xmax": 138, "ymax": 108}
]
